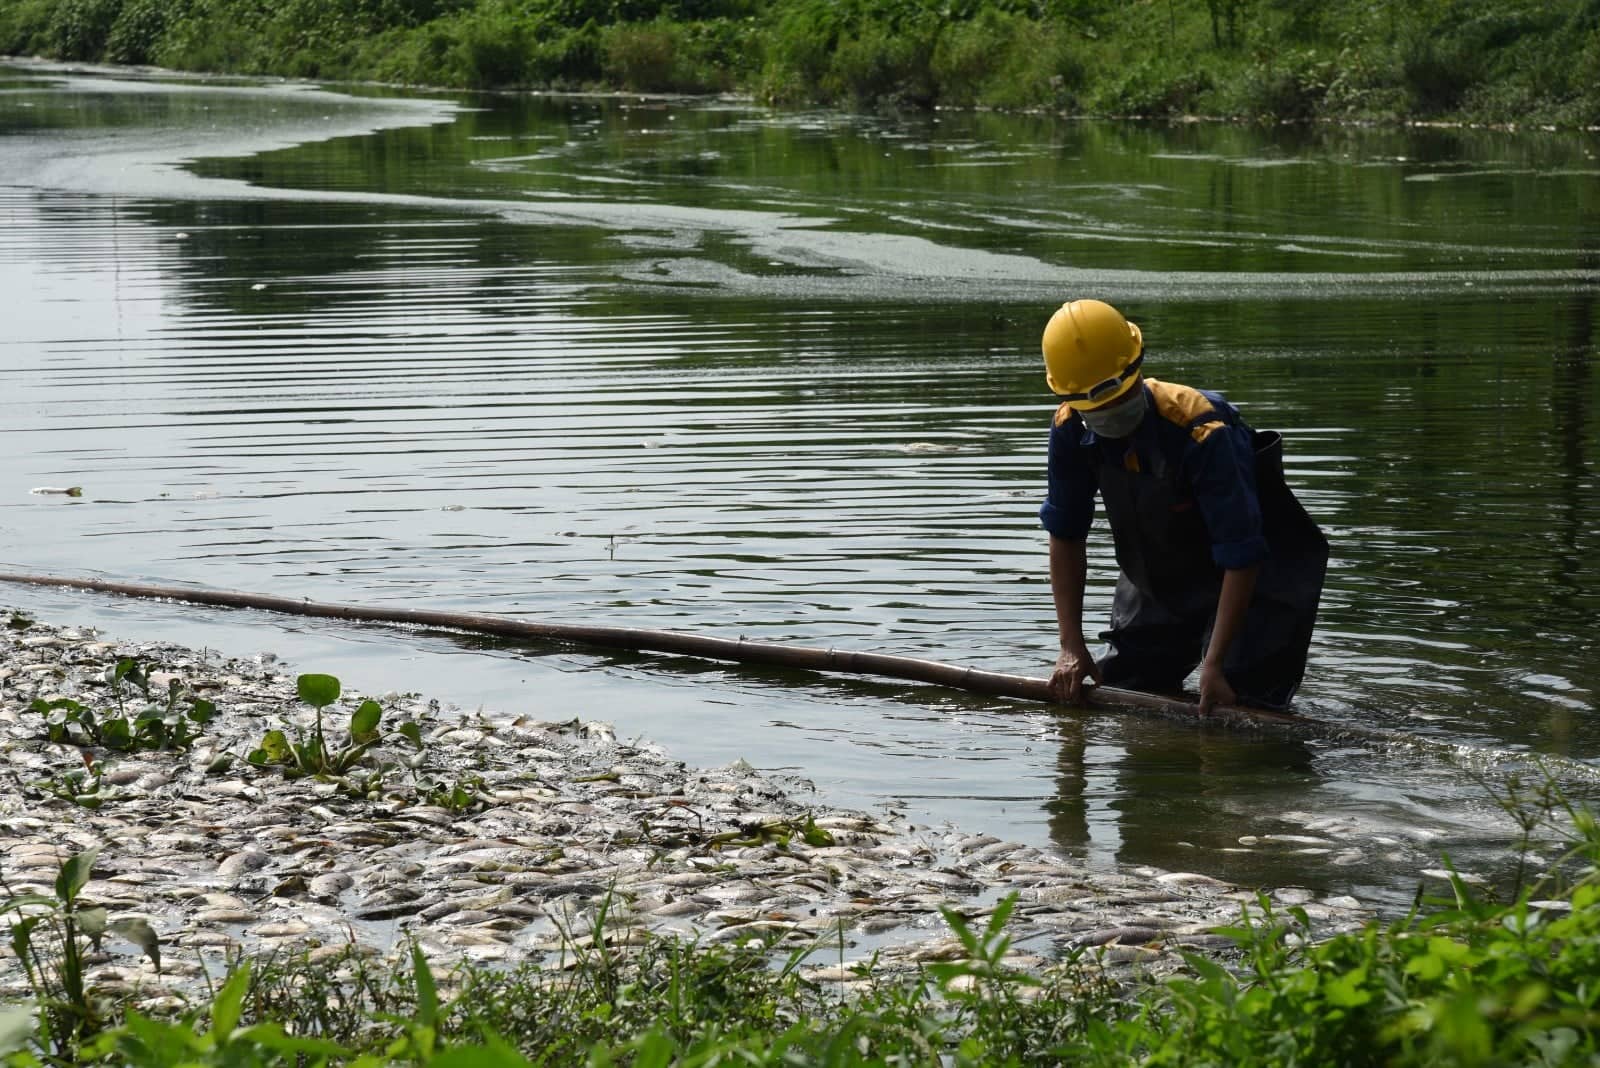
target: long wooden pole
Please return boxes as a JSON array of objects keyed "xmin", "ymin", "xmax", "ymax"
[{"xmin": 0, "ymin": 570, "xmax": 1418, "ymax": 749}]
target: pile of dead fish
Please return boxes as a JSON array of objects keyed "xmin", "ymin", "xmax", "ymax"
[{"xmin": 0, "ymin": 609, "xmax": 1371, "ymax": 1007}]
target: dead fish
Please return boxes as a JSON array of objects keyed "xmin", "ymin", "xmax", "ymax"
[
  {"xmin": 968, "ymin": 841, "xmax": 1029, "ymax": 864},
  {"xmin": 951, "ymin": 834, "xmax": 1002, "ymax": 854},
  {"xmin": 1154, "ymin": 872, "xmax": 1229, "ymax": 888},
  {"xmin": 252, "ymin": 921, "xmax": 311, "ymax": 939},
  {"xmin": 1171, "ymin": 933, "xmax": 1238, "ymax": 950},
  {"xmin": 1023, "ymin": 885, "xmax": 1097, "ymax": 906},
  {"xmin": 649, "ymin": 899, "xmax": 706, "ymax": 918},
  {"xmin": 193, "ymin": 907, "xmax": 258, "ymax": 925},
  {"xmin": 801, "ymin": 965, "xmax": 870, "ymax": 983},
  {"xmin": 308, "ymin": 873, "xmax": 354, "ymax": 900},
  {"xmin": 1087, "ymin": 944, "xmax": 1165, "ymax": 964},
  {"xmin": 704, "ymin": 920, "xmax": 801, "ymax": 944},
  {"xmin": 1072, "ymin": 926, "xmax": 1165, "ymax": 948},
  {"xmin": 1271, "ymin": 887, "xmax": 1316, "ymax": 906},
  {"xmin": 216, "ymin": 851, "xmax": 269, "ymax": 878}
]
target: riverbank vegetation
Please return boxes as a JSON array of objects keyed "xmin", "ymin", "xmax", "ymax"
[
  {"xmin": 2, "ymin": 0, "xmax": 1598, "ymax": 126},
  {"xmin": 4, "ymin": 774, "xmax": 1598, "ymax": 1065}
]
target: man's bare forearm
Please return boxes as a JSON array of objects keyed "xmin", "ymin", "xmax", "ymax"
[
  {"xmin": 1049, "ymin": 535, "xmax": 1089, "ymax": 650},
  {"xmin": 1204, "ymin": 564, "xmax": 1259, "ymax": 668}
]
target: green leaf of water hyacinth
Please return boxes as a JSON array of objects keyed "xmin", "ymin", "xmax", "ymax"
[
  {"xmin": 351, "ymin": 699, "xmax": 382, "ymax": 742},
  {"xmin": 398, "ymin": 721, "xmax": 423, "ymax": 749},
  {"xmin": 114, "ymin": 657, "xmax": 148, "ymax": 695},
  {"xmin": 295, "ymin": 739, "xmax": 324, "ymax": 771},
  {"xmin": 801, "ymin": 815, "xmax": 834, "ymax": 848},
  {"xmin": 255, "ymin": 729, "xmax": 294, "ymax": 765},
  {"xmin": 188, "ymin": 697, "xmax": 217, "ymax": 723},
  {"xmin": 101, "ymin": 717, "xmax": 132, "ymax": 750},
  {"xmin": 298, "ymin": 673, "xmax": 341, "ymax": 709}
]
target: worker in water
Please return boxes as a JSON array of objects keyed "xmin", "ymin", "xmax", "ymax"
[{"xmin": 1039, "ymin": 299, "xmax": 1328, "ymax": 714}]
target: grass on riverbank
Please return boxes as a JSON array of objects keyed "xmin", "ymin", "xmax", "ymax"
[
  {"xmin": 5, "ymin": 773, "xmax": 1600, "ymax": 1066},
  {"xmin": 2, "ymin": 0, "xmax": 1598, "ymax": 126}
]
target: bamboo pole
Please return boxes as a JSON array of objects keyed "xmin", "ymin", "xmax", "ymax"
[{"xmin": 0, "ymin": 570, "xmax": 1410, "ymax": 748}]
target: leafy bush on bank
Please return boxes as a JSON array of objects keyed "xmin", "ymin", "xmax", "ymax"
[{"xmin": 2, "ymin": 0, "xmax": 1598, "ymax": 124}]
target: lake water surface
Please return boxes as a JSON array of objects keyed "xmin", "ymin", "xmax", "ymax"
[{"xmin": 3, "ymin": 61, "xmax": 1598, "ymax": 906}]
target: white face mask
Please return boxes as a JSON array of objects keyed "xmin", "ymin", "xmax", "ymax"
[{"xmin": 1079, "ymin": 385, "xmax": 1148, "ymax": 438}]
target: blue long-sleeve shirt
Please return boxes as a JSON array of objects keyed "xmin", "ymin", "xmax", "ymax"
[{"xmin": 1039, "ymin": 378, "xmax": 1269, "ymax": 571}]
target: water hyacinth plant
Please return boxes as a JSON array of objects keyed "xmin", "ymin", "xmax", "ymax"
[
  {"xmin": 248, "ymin": 673, "xmax": 393, "ymax": 778},
  {"xmin": 29, "ymin": 658, "xmax": 215, "ymax": 754}
]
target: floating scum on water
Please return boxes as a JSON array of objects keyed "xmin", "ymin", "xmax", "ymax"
[{"xmin": 0, "ymin": 590, "xmax": 1395, "ymax": 1009}]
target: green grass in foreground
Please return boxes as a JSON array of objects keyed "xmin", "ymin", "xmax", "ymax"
[
  {"xmin": 3, "ymin": 773, "xmax": 1599, "ymax": 1066},
  {"xmin": 1, "ymin": 0, "xmax": 1598, "ymax": 125}
]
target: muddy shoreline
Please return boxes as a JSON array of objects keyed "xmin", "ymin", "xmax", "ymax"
[{"xmin": 0, "ymin": 608, "xmax": 1369, "ymax": 1005}]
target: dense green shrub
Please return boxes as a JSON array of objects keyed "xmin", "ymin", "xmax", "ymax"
[
  {"xmin": 832, "ymin": 19, "xmax": 936, "ymax": 106},
  {"xmin": 103, "ymin": 0, "xmax": 171, "ymax": 63},
  {"xmin": 1, "ymin": 0, "xmax": 1596, "ymax": 124},
  {"xmin": 44, "ymin": 0, "xmax": 121, "ymax": 60},
  {"xmin": 1574, "ymin": 31, "xmax": 1600, "ymax": 125},
  {"xmin": 527, "ymin": 21, "xmax": 602, "ymax": 85},
  {"xmin": 1093, "ymin": 55, "xmax": 1215, "ymax": 117},
  {"xmin": 1395, "ymin": 19, "xmax": 1481, "ymax": 115},
  {"xmin": 457, "ymin": 8, "xmax": 533, "ymax": 86},
  {"xmin": 928, "ymin": 7, "xmax": 1013, "ymax": 106},
  {"xmin": 927, "ymin": 11, "xmax": 1089, "ymax": 109},
  {"xmin": 601, "ymin": 19, "xmax": 682, "ymax": 90},
  {"xmin": 143, "ymin": 0, "xmax": 268, "ymax": 72},
  {"xmin": 0, "ymin": 0, "xmax": 53, "ymax": 55},
  {"xmin": 598, "ymin": 17, "xmax": 753, "ymax": 91},
  {"xmin": 1237, "ymin": 47, "xmax": 1333, "ymax": 120},
  {"xmin": 759, "ymin": 0, "xmax": 851, "ymax": 102},
  {"xmin": 680, "ymin": 16, "xmax": 761, "ymax": 87}
]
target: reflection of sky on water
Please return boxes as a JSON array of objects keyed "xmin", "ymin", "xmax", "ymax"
[{"xmin": 1, "ymin": 63, "xmax": 1597, "ymax": 905}]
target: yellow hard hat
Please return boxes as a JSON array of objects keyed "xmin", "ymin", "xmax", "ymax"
[{"xmin": 1041, "ymin": 299, "xmax": 1144, "ymax": 408}]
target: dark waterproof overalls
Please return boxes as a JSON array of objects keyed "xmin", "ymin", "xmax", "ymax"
[{"xmin": 1043, "ymin": 381, "xmax": 1328, "ymax": 709}]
